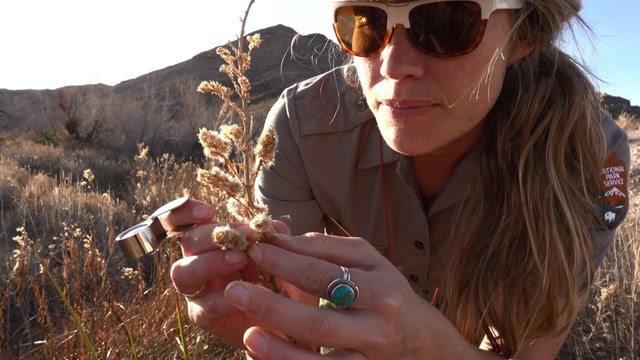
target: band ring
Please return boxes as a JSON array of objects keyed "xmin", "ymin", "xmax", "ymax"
[
  {"xmin": 175, "ymin": 284, "xmax": 205, "ymax": 299},
  {"xmin": 326, "ymin": 266, "xmax": 359, "ymax": 308}
]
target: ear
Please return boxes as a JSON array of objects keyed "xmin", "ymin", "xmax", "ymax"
[{"xmin": 508, "ymin": 40, "xmax": 536, "ymax": 65}]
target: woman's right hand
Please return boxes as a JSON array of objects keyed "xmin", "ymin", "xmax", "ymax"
[{"xmin": 160, "ymin": 199, "xmax": 264, "ymax": 348}]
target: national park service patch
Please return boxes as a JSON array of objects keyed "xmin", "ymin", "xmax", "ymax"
[{"xmin": 598, "ymin": 153, "xmax": 628, "ymax": 229}]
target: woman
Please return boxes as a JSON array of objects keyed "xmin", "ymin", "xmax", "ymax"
[{"xmin": 167, "ymin": 0, "xmax": 630, "ymax": 358}]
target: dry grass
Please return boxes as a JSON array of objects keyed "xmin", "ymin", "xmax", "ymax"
[
  {"xmin": 0, "ymin": 140, "xmax": 244, "ymax": 359},
  {"xmin": 560, "ymin": 218, "xmax": 640, "ymax": 359}
]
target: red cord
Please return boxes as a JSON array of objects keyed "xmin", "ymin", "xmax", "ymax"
[
  {"xmin": 378, "ymin": 133, "xmax": 393, "ymax": 261},
  {"xmin": 379, "ymin": 132, "xmax": 445, "ymax": 306}
]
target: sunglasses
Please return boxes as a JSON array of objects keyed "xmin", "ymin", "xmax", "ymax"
[{"xmin": 331, "ymin": 0, "xmax": 525, "ymax": 58}]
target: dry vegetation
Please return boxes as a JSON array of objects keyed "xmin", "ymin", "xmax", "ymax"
[{"xmin": 0, "ymin": 138, "xmax": 248, "ymax": 359}]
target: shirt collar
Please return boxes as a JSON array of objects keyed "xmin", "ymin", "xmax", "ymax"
[
  {"xmin": 359, "ymin": 121, "xmax": 478, "ymax": 215},
  {"xmin": 427, "ymin": 146, "xmax": 477, "ymax": 216}
]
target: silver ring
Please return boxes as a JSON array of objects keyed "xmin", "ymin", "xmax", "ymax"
[
  {"xmin": 326, "ymin": 266, "xmax": 359, "ymax": 308},
  {"xmin": 175, "ymin": 284, "xmax": 205, "ymax": 299}
]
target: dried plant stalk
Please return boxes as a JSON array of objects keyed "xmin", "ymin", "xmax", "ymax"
[{"xmin": 196, "ymin": 0, "xmax": 278, "ymax": 290}]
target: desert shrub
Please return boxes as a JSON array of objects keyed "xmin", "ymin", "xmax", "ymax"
[
  {"xmin": 34, "ymin": 130, "xmax": 61, "ymax": 146},
  {"xmin": 617, "ymin": 111, "xmax": 639, "ymax": 133}
]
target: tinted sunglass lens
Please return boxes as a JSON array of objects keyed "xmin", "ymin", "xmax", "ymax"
[
  {"xmin": 409, "ymin": 1, "xmax": 483, "ymax": 56},
  {"xmin": 335, "ymin": 6, "xmax": 388, "ymax": 56}
]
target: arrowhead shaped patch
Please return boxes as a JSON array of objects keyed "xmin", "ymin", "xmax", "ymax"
[{"xmin": 598, "ymin": 153, "xmax": 628, "ymax": 229}]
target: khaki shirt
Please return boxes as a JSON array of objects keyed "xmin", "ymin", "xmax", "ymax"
[{"xmin": 256, "ymin": 68, "xmax": 631, "ymax": 299}]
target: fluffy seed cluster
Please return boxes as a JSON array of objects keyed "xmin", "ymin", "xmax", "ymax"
[
  {"xmin": 255, "ymin": 127, "xmax": 278, "ymax": 166},
  {"xmin": 247, "ymin": 33, "xmax": 262, "ymax": 50},
  {"xmin": 197, "ymin": 80, "xmax": 233, "ymax": 98},
  {"xmin": 220, "ymin": 124, "xmax": 244, "ymax": 142},
  {"xmin": 82, "ymin": 169, "xmax": 95, "ymax": 183},
  {"xmin": 198, "ymin": 128, "xmax": 232, "ymax": 161},
  {"xmin": 196, "ymin": 167, "xmax": 243, "ymax": 198},
  {"xmin": 213, "ymin": 225, "xmax": 250, "ymax": 251},
  {"xmin": 250, "ymin": 213, "xmax": 275, "ymax": 242}
]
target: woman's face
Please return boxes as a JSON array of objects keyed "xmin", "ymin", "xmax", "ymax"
[{"xmin": 354, "ymin": 8, "xmax": 519, "ymax": 157}]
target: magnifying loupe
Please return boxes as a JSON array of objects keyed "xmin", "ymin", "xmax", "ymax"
[{"xmin": 116, "ymin": 196, "xmax": 190, "ymax": 261}]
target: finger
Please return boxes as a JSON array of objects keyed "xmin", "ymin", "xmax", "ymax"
[
  {"xmin": 158, "ymin": 198, "xmax": 215, "ymax": 230},
  {"xmin": 248, "ymin": 243, "xmax": 375, "ymax": 309},
  {"xmin": 225, "ymin": 281, "xmax": 371, "ymax": 350},
  {"xmin": 243, "ymin": 327, "xmax": 366, "ymax": 360},
  {"xmin": 178, "ymin": 223, "xmax": 220, "ymax": 257},
  {"xmin": 269, "ymin": 232, "xmax": 382, "ymax": 268},
  {"xmin": 171, "ymin": 250, "xmax": 248, "ymax": 295},
  {"xmin": 188, "ymin": 290, "xmax": 239, "ymax": 320},
  {"xmin": 272, "ymin": 220, "xmax": 291, "ymax": 236},
  {"xmin": 189, "ymin": 300, "xmax": 250, "ymax": 351}
]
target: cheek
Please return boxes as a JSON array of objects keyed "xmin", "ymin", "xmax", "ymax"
[
  {"xmin": 436, "ymin": 49, "xmax": 509, "ymax": 109},
  {"xmin": 353, "ymin": 59, "xmax": 376, "ymax": 94}
]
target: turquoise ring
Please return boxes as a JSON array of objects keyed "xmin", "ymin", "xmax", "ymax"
[{"xmin": 326, "ymin": 266, "xmax": 359, "ymax": 308}]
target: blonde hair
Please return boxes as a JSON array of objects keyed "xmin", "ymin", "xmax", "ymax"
[
  {"xmin": 339, "ymin": 0, "xmax": 607, "ymax": 355},
  {"xmin": 440, "ymin": 0, "xmax": 607, "ymax": 356}
]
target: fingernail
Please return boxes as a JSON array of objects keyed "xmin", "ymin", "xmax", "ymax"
[
  {"xmin": 226, "ymin": 282, "xmax": 249, "ymax": 309},
  {"xmin": 248, "ymin": 245, "xmax": 262, "ymax": 265},
  {"xmin": 224, "ymin": 251, "xmax": 247, "ymax": 264},
  {"xmin": 192, "ymin": 205, "xmax": 213, "ymax": 220},
  {"xmin": 244, "ymin": 328, "xmax": 266, "ymax": 356}
]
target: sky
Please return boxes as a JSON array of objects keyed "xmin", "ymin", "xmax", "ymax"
[{"xmin": 0, "ymin": 0, "xmax": 638, "ymax": 105}]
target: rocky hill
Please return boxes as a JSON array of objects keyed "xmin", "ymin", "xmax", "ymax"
[
  {"xmin": 110, "ymin": 24, "xmax": 347, "ymax": 104},
  {"xmin": 600, "ymin": 94, "xmax": 640, "ymax": 120},
  {"xmin": 0, "ymin": 25, "xmax": 346, "ymax": 155}
]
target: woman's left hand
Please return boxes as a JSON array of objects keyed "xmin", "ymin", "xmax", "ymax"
[{"xmin": 222, "ymin": 232, "xmax": 473, "ymax": 359}]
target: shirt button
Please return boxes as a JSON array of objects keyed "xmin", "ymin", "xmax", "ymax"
[
  {"xmin": 356, "ymin": 97, "xmax": 368, "ymax": 112},
  {"xmin": 410, "ymin": 275, "xmax": 420, "ymax": 283},
  {"xmin": 414, "ymin": 241, "xmax": 425, "ymax": 250}
]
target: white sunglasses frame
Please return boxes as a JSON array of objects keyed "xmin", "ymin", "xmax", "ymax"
[
  {"xmin": 330, "ymin": 0, "xmax": 526, "ymax": 57},
  {"xmin": 330, "ymin": 0, "xmax": 526, "ymax": 24}
]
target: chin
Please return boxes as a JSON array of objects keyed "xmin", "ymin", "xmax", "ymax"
[{"xmin": 385, "ymin": 140, "xmax": 433, "ymax": 157}]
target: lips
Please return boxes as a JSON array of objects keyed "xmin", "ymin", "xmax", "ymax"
[{"xmin": 378, "ymin": 99, "xmax": 438, "ymax": 119}]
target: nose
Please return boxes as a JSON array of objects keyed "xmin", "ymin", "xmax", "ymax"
[{"xmin": 379, "ymin": 25, "xmax": 425, "ymax": 80}]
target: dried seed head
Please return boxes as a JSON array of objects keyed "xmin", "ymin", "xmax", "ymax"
[
  {"xmin": 238, "ymin": 76, "xmax": 251, "ymax": 94},
  {"xmin": 220, "ymin": 124, "xmax": 243, "ymax": 142},
  {"xmin": 121, "ymin": 267, "xmax": 137, "ymax": 280},
  {"xmin": 247, "ymin": 34, "xmax": 262, "ymax": 50},
  {"xmin": 255, "ymin": 127, "xmax": 278, "ymax": 166},
  {"xmin": 198, "ymin": 128, "xmax": 232, "ymax": 160},
  {"xmin": 219, "ymin": 64, "xmax": 236, "ymax": 77},
  {"xmin": 216, "ymin": 47, "xmax": 234, "ymax": 64},
  {"xmin": 135, "ymin": 143, "xmax": 149, "ymax": 162},
  {"xmin": 197, "ymin": 167, "xmax": 243, "ymax": 197},
  {"xmin": 82, "ymin": 169, "xmax": 95, "ymax": 183},
  {"xmin": 238, "ymin": 53, "xmax": 251, "ymax": 69},
  {"xmin": 250, "ymin": 213, "xmax": 274, "ymax": 242},
  {"xmin": 212, "ymin": 225, "xmax": 250, "ymax": 251},
  {"xmin": 197, "ymin": 80, "xmax": 233, "ymax": 98},
  {"xmin": 599, "ymin": 284, "xmax": 619, "ymax": 303}
]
